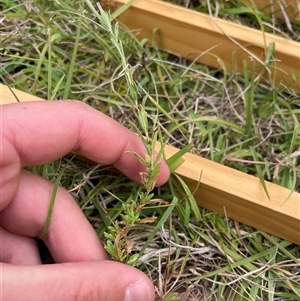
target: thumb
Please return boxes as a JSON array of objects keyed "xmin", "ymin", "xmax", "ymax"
[{"xmin": 2, "ymin": 261, "xmax": 155, "ymax": 301}]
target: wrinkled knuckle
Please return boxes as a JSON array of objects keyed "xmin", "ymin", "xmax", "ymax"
[{"xmin": 72, "ymin": 278, "xmax": 101, "ymax": 301}]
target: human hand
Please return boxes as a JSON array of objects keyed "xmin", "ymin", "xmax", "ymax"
[{"xmin": 0, "ymin": 100, "xmax": 170, "ymax": 301}]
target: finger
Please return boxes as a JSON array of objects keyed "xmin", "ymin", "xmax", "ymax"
[
  {"xmin": 2, "ymin": 260, "xmax": 155, "ymax": 301},
  {"xmin": 0, "ymin": 226, "xmax": 41, "ymax": 265},
  {"xmin": 1, "ymin": 100, "xmax": 170, "ymax": 208},
  {"xmin": 0, "ymin": 170, "xmax": 108, "ymax": 263}
]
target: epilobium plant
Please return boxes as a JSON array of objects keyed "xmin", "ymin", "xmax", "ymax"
[{"xmin": 83, "ymin": 1, "xmax": 171, "ymax": 264}]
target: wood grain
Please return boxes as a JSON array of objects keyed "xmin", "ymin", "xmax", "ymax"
[
  {"xmin": 1, "ymin": 84, "xmax": 43, "ymax": 104},
  {"xmin": 113, "ymin": 0, "xmax": 300, "ymax": 93},
  {"xmin": 156, "ymin": 143, "xmax": 300, "ymax": 245},
  {"xmin": 2, "ymin": 84, "xmax": 299, "ymax": 244}
]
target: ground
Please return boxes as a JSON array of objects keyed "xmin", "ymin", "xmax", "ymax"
[{"xmin": 1, "ymin": 0, "xmax": 300, "ymax": 300}]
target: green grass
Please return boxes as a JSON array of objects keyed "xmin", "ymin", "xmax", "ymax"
[{"xmin": 1, "ymin": 0, "xmax": 300, "ymax": 300}]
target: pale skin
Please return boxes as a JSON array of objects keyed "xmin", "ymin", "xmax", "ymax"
[{"xmin": 0, "ymin": 100, "xmax": 170, "ymax": 301}]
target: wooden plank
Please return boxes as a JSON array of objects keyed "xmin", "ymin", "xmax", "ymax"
[
  {"xmin": 1, "ymin": 84, "xmax": 300, "ymax": 244},
  {"xmin": 113, "ymin": 0, "xmax": 300, "ymax": 93},
  {"xmin": 0, "ymin": 84, "xmax": 42, "ymax": 104},
  {"xmin": 158, "ymin": 143, "xmax": 300, "ymax": 245}
]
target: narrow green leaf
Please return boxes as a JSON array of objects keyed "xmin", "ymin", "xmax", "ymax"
[
  {"xmin": 166, "ymin": 143, "xmax": 194, "ymax": 173},
  {"xmin": 170, "ymin": 117, "xmax": 244, "ymax": 134},
  {"xmin": 0, "ymin": 78, "xmax": 20, "ymax": 102},
  {"xmin": 39, "ymin": 171, "xmax": 64, "ymax": 239},
  {"xmin": 126, "ymin": 150, "xmax": 147, "ymax": 166},
  {"xmin": 243, "ymin": 60, "xmax": 255, "ymax": 137},
  {"xmin": 173, "ymin": 174, "xmax": 201, "ymax": 222},
  {"xmin": 50, "ymin": 74, "xmax": 65, "ymax": 100},
  {"xmin": 33, "ymin": 39, "xmax": 49, "ymax": 95},
  {"xmin": 111, "ymin": 0, "xmax": 135, "ymax": 20},
  {"xmin": 139, "ymin": 196, "xmax": 178, "ymax": 256},
  {"xmin": 250, "ymin": 146, "xmax": 270, "ymax": 200},
  {"xmin": 63, "ymin": 7, "xmax": 82, "ymax": 99}
]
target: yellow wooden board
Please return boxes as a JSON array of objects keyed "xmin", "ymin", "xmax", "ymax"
[
  {"xmin": 0, "ymin": 84, "xmax": 42, "ymax": 104},
  {"xmin": 159, "ymin": 143, "xmax": 300, "ymax": 245},
  {"xmin": 1, "ymin": 83, "xmax": 299, "ymax": 244},
  {"xmin": 112, "ymin": 0, "xmax": 300, "ymax": 93}
]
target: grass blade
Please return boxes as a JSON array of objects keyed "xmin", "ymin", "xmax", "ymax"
[
  {"xmin": 63, "ymin": 8, "xmax": 82, "ymax": 99},
  {"xmin": 173, "ymin": 174, "xmax": 202, "ymax": 223},
  {"xmin": 250, "ymin": 146, "xmax": 271, "ymax": 200},
  {"xmin": 111, "ymin": 0, "xmax": 135, "ymax": 20},
  {"xmin": 39, "ymin": 170, "xmax": 63, "ymax": 239},
  {"xmin": 139, "ymin": 196, "xmax": 178, "ymax": 257},
  {"xmin": 166, "ymin": 143, "xmax": 194, "ymax": 173}
]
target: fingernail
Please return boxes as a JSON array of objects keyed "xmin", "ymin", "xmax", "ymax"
[{"xmin": 124, "ymin": 282, "xmax": 150, "ymax": 301}]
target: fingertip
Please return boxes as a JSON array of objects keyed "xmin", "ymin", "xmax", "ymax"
[
  {"xmin": 124, "ymin": 280, "xmax": 153, "ymax": 301},
  {"xmin": 2, "ymin": 261, "xmax": 155, "ymax": 301},
  {"xmin": 155, "ymin": 159, "xmax": 170, "ymax": 187},
  {"xmin": 0, "ymin": 227, "xmax": 41, "ymax": 265}
]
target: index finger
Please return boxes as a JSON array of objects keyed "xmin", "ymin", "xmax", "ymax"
[{"xmin": 1, "ymin": 101, "xmax": 170, "ymax": 206}]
